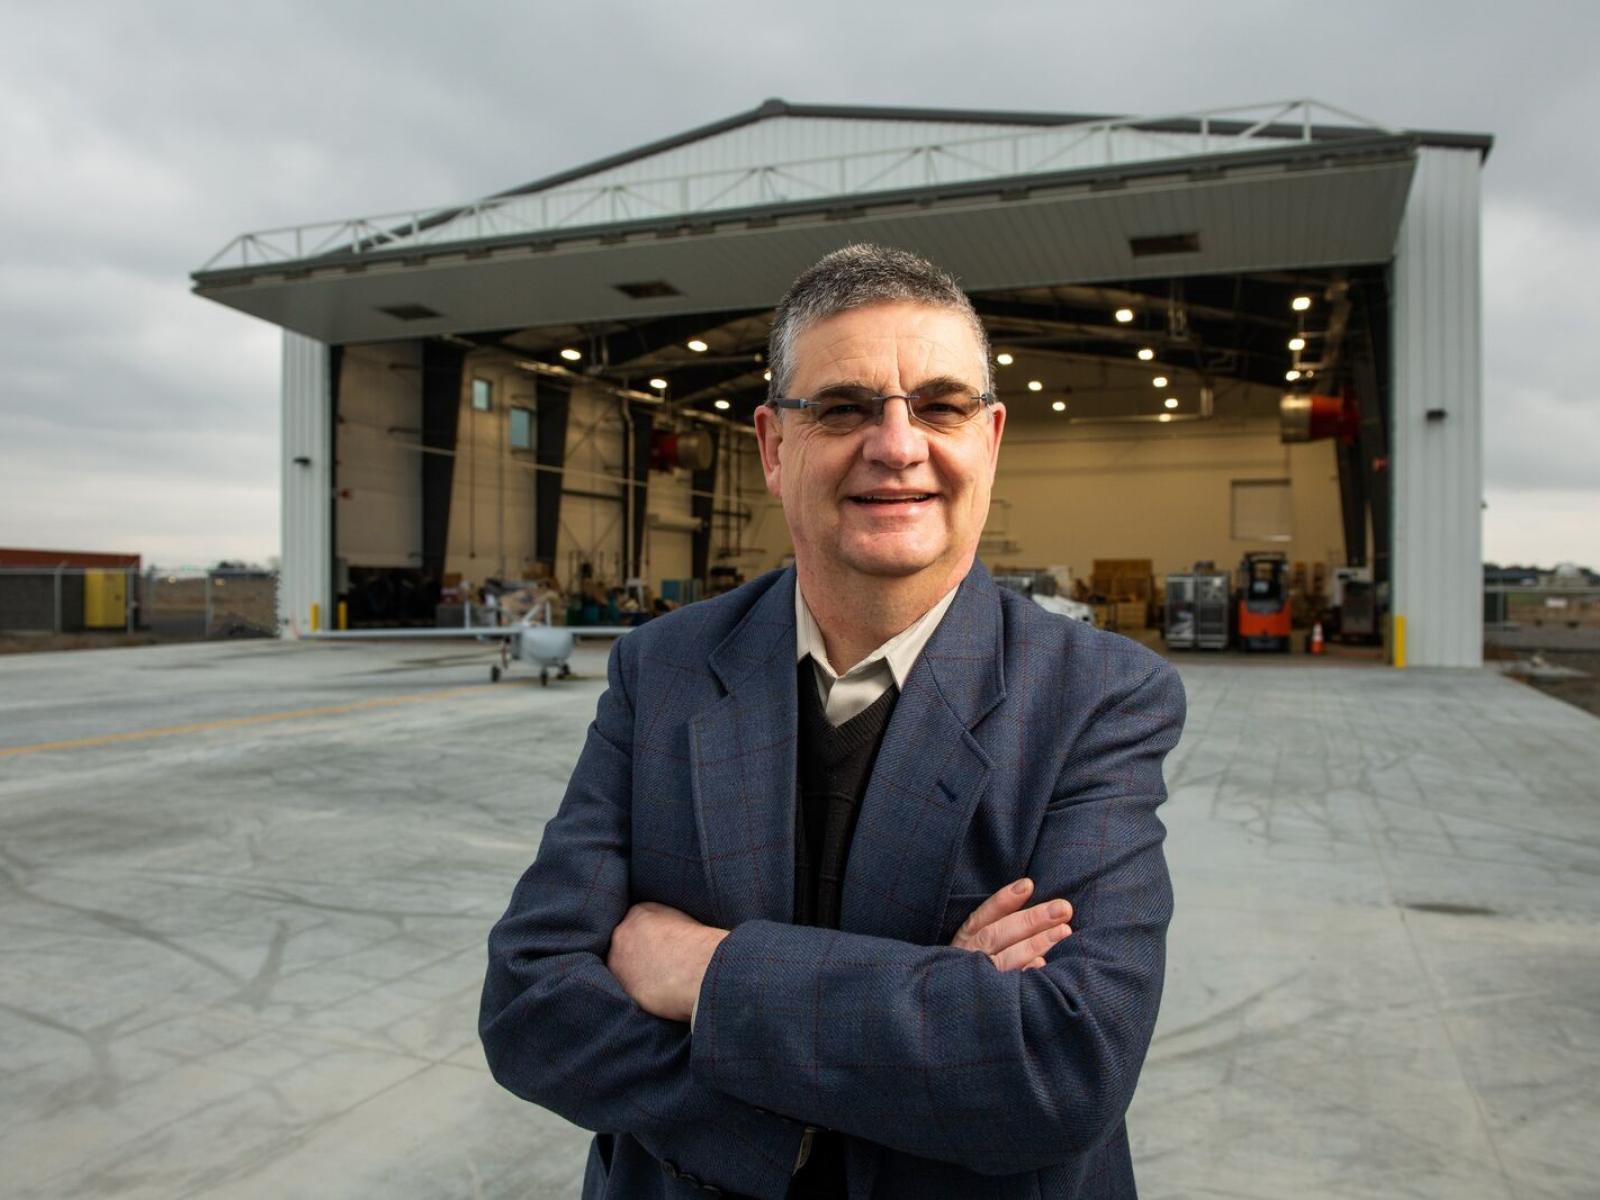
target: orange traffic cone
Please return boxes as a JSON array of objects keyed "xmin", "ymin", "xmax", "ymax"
[{"xmin": 1310, "ymin": 621, "xmax": 1325, "ymax": 656}]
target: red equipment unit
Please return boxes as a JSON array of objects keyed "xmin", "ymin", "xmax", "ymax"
[
  {"xmin": 1279, "ymin": 391, "xmax": 1360, "ymax": 445},
  {"xmin": 1237, "ymin": 552, "xmax": 1292, "ymax": 653}
]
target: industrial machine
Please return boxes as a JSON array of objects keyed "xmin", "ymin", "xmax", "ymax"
[
  {"xmin": 1237, "ymin": 552, "xmax": 1293, "ymax": 653},
  {"xmin": 1331, "ymin": 565, "xmax": 1378, "ymax": 643},
  {"xmin": 1164, "ymin": 566, "xmax": 1230, "ymax": 650}
]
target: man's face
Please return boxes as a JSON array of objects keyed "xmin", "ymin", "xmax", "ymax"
[{"xmin": 754, "ymin": 301, "xmax": 1006, "ymax": 586}]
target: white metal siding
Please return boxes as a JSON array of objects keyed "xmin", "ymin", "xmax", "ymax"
[
  {"xmin": 1392, "ymin": 147, "xmax": 1484, "ymax": 668},
  {"xmin": 279, "ymin": 331, "xmax": 332, "ymax": 634}
]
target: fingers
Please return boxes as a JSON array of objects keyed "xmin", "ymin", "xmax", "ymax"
[
  {"xmin": 973, "ymin": 897, "xmax": 1073, "ymax": 957},
  {"xmin": 953, "ymin": 878, "xmax": 1033, "ymax": 947},
  {"xmin": 990, "ymin": 922, "xmax": 1071, "ymax": 973}
]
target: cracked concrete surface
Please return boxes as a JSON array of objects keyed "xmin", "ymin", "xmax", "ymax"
[{"xmin": 1, "ymin": 639, "xmax": 1596, "ymax": 1198}]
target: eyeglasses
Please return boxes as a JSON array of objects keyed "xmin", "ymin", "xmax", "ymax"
[{"xmin": 768, "ymin": 384, "xmax": 996, "ymax": 433}]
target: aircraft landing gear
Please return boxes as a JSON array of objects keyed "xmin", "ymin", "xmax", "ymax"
[
  {"xmin": 489, "ymin": 665, "xmax": 501, "ymax": 683},
  {"xmin": 539, "ymin": 668, "xmax": 550, "ymax": 686},
  {"xmin": 559, "ymin": 663, "xmax": 572, "ymax": 679}
]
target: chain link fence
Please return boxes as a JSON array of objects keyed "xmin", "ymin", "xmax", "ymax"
[{"xmin": 0, "ymin": 567, "xmax": 279, "ymax": 642}]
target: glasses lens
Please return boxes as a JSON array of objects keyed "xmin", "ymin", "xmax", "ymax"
[
  {"xmin": 909, "ymin": 385, "xmax": 982, "ymax": 427},
  {"xmin": 809, "ymin": 386, "xmax": 877, "ymax": 431}
]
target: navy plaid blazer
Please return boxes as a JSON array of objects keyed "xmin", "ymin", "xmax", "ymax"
[{"xmin": 481, "ymin": 561, "xmax": 1185, "ymax": 1199}]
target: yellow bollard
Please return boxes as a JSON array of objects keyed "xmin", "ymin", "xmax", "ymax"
[
  {"xmin": 337, "ymin": 600, "xmax": 348, "ymax": 631},
  {"xmin": 310, "ymin": 602, "xmax": 321, "ymax": 633},
  {"xmin": 1392, "ymin": 613, "xmax": 1406, "ymax": 669}
]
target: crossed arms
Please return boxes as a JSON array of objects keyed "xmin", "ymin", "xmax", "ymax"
[{"xmin": 480, "ymin": 636, "xmax": 1184, "ymax": 1197}]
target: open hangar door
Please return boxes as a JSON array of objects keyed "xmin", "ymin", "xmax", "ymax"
[{"xmin": 322, "ymin": 267, "xmax": 1391, "ymax": 649}]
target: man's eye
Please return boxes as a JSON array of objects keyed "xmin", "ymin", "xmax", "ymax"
[{"xmin": 813, "ymin": 390, "xmax": 874, "ymax": 420}]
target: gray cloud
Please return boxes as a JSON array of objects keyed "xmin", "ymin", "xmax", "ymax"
[{"xmin": 2, "ymin": 0, "xmax": 1595, "ymax": 566}]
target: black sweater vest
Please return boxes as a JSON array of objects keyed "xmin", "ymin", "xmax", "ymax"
[{"xmin": 789, "ymin": 658, "xmax": 898, "ymax": 1197}]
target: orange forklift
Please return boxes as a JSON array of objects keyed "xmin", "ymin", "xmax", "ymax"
[{"xmin": 1237, "ymin": 552, "xmax": 1293, "ymax": 653}]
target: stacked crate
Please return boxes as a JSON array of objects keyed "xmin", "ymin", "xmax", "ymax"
[{"xmin": 1090, "ymin": 559, "xmax": 1155, "ymax": 632}]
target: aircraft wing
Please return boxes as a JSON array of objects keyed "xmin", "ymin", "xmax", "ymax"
[
  {"xmin": 299, "ymin": 627, "xmax": 520, "ymax": 640},
  {"xmin": 300, "ymin": 624, "xmax": 642, "ymax": 641}
]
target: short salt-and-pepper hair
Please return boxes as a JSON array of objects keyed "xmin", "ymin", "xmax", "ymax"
[{"xmin": 766, "ymin": 244, "xmax": 993, "ymax": 404}]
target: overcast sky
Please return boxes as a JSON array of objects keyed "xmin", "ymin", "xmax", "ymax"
[{"xmin": 2, "ymin": 0, "xmax": 1595, "ymax": 569}]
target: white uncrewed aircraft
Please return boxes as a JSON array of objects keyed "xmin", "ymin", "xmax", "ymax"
[{"xmin": 299, "ymin": 608, "xmax": 638, "ymax": 685}]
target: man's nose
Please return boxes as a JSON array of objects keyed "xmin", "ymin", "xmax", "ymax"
[{"xmin": 861, "ymin": 396, "xmax": 927, "ymax": 469}]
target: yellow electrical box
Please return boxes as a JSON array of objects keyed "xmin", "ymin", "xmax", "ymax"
[{"xmin": 83, "ymin": 570, "xmax": 128, "ymax": 629}]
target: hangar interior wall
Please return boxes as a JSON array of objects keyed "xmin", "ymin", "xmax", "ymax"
[
  {"xmin": 443, "ymin": 355, "xmax": 544, "ymax": 584},
  {"xmin": 325, "ymin": 339, "xmax": 1348, "ymax": 603},
  {"xmin": 332, "ymin": 343, "xmax": 781, "ymax": 596},
  {"xmin": 335, "ymin": 342, "xmax": 422, "ymax": 568},
  {"xmin": 992, "ymin": 418, "xmax": 1350, "ymax": 585}
]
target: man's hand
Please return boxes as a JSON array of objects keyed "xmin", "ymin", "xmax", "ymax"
[
  {"xmin": 950, "ymin": 878, "xmax": 1072, "ymax": 971},
  {"xmin": 607, "ymin": 901, "xmax": 728, "ymax": 1023}
]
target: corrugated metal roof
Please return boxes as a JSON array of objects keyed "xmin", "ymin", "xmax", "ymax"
[
  {"xmin": 481, "ymin": 98, "xmax": 1491, "ymax": 203},
  {"xmin": 194, "ymin": 99, "xmax": 1485, "ymax": 282}
]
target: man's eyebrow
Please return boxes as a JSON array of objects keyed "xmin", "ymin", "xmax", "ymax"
[
  {"xmin": 808, "ymin": 374, "xmax": 979, "ymax": 395},
  {"xmin": 904, "ymin": 374, "xmax": 981, "ymax": 394}
]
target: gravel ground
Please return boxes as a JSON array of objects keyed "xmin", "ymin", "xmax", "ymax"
[{"xmin": 1511, "ymin": 650, "xmax": 1600, "ymax": 721}]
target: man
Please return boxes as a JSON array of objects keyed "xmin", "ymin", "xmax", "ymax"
[{"xmin": 481, "ymin": 244, "xmax": 1186, "ymax": 1198}]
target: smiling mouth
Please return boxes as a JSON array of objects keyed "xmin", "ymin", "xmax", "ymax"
[{"xmin": 849, "ymin": 493, "xmax": 936, "ymax": 505}]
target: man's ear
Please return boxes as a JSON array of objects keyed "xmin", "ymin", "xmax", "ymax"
[
  {"xmin": 753, "ymin": 405, "xmax": 784, "ymax": 499},
  {"xmin": 986, "ymin": 402, "xmax": 1007, "ymax": 471}
]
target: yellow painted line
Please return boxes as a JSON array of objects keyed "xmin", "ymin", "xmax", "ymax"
[{"xmin": 0, "ymin": 685, "xmax": 493, "ymax": 759}]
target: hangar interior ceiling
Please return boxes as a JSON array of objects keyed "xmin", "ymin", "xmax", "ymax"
[{"xmin": 486, "ymin": 265, "xmax": 1385, "ymax": 426}]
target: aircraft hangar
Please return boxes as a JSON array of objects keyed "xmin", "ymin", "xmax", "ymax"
[{"xmin": 191, "ymin": 98, "xmax": 1491, "ymax": 669}]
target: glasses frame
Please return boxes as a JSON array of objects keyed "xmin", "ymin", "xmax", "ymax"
[{"xmin": 766, "ymin": 388, "xmax": 998, "ymax": 432}]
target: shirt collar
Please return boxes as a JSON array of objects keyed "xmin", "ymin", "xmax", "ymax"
[{"xmin": 795, "ymin": 578, "xmax": 960, "ymax": 690}]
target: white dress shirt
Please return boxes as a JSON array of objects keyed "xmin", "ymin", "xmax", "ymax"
[{"xmin": 796, "ymin": 581, "xmax": 960, "ymax": 726}]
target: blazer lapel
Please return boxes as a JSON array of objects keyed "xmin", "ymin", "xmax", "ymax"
[
  {"xmin": 839, "ymin": 563, "xmax": 1007, "ymax": 944},
  {"xmin": 688, "ymin": 568, "xmax": 799, "ymax": 928}
]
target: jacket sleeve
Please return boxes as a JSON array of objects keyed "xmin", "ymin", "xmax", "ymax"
[
  {"xmin": 479, "ymin": 635, "xmax": 806, "ymax": 1200},
  {"xmin": 689, "ymin": 658, "xmax": 1185, "ymax": 1176}
]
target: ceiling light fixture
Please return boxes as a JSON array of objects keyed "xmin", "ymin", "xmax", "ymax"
[
  {"xmin": 1159, "ymin": 413, "xmax": 1173, "ymax": 423},
  {"xmin": 1288, "ymin": 336, "xmax": 1306, "ymax": 352},
  {"xmin": 713, "ymin": 399, "xmax": 731, "ymax": 411},
  {"xmin": 1291, "ymin": 296, "xmax": 1312, "ymax": 312},
  {"xmin": 995, "ymin": 352, "xmax": 1014, "ymax": 366},
  {"xmin": 687, "ymin": 339, "xmax": 709, "ymax": 352},
  {"xmin": 1114, "ymin": 307, "xmax": 1135, "ymax": 323},
  {"xmin": 762, "ymin": 369, "xmax": 772, "ymax": 382},
  {"xmin": 1051, "ymin": 400, "xmax": 1067, "ymax": 412},
  {"xmin": 1027, "ymin": 380, "xmax": 1043, "ymax": 392},
  {"xmin": 1285, "ymin": 369, "xmax": 1301, "ymax": 382},
  {"xmin": 559, "ymin": 347, "xmax": 582, "ymax": 362},
  {"xmin": 1137, "ymin": 348, "xmax": 1155, "ymax": 361},
  {"xmin": 1164, "ymin": 397, "xmax": 1179, "ymax": 410},
  {"xmin": 1152, "ymin": 375, "xmax": 1168, "ymax": 388},
  {"xmin": 649, "ymin": 377, "xmax": 669, "ymax": 390}
]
